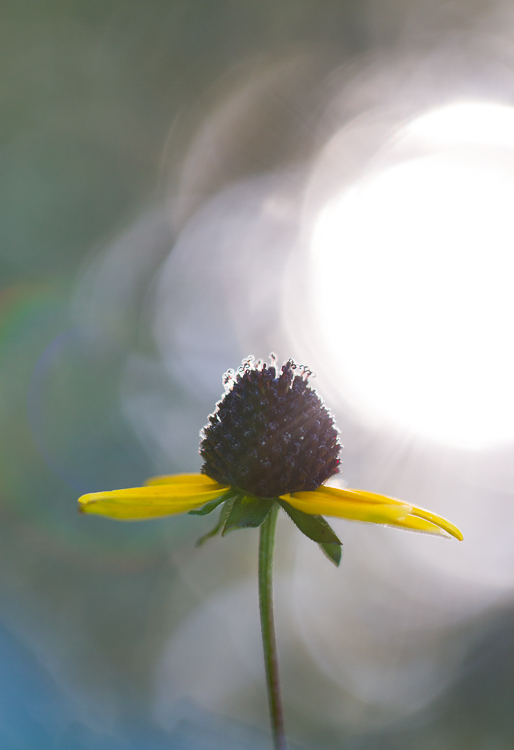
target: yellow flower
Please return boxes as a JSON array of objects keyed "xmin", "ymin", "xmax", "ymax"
[
  {"xmin": 78, "ymin": 356, "xmax": 462, "ymax": 563},
  {"xmin": 78, "ymin": 471, "xmax": 462, "ymax": 539},
  {"xmin": 78, "ymin": 356, "xmax": 462, "ymax": 750}
]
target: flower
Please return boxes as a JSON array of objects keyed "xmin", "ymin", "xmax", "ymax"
[{"xmin": 78, "ymin": 356, "xmax": 462, "ymax": 564}]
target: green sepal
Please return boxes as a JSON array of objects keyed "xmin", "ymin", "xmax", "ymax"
[
  {"xmin": 222, "ymin": 495, "xmax": 276, "ymax": 535},
  {"xmin": 318, "ymin": 541, "xmax": 342, "ymax": 567},
  {"xmin": 279, "ymin": 500, "xmax": 342, "ymax": 543},
  {"xmin": 279, "ymin": 499, "xmax": 342, "ymax": 566},
  {"xmin": 188, "ymin": 488, "xmax": 236, "ymax": 516},
  {"xmin": 195, "ymin": 495, "xmax": 236, "ymax": 547}
]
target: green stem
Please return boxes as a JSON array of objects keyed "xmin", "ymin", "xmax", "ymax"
[{"xmin": 259, "ymin": 504, "xmax": 287, "ymax": 750}]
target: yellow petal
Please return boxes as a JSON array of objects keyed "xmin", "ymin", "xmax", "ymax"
[
  {"xmin": 78, "ymin": 479, "xmax": 229, "ymax": 520},
  {"xmin": 408, "ymin": 506, "xmax": 463, "ymax": 541},
  {"xmin": 145, "ymin": 473, "xmax": 222, "ymax": 487},
  {"xmin": 381, "ymin": 514, "xmax": 451, "ymax": 536},
  {"xmin": 315, "ymin": 485, "xmax": 407, "ymax": 505},
  {"xmin": 282, "ymin": 491, "xmax": 413, "ymax": 525},
  {"xmin": 283, "ymin": 486, "xmax": 463, "ymax": 540}
]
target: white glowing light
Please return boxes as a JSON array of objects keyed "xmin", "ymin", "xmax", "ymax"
[
  {"xmin": 311, "ymin": 102, "xmax": 514, "ymax": 448},
  {"xmin": 405, "ymin": 101, "xmax": 514, "ymax": 149}
]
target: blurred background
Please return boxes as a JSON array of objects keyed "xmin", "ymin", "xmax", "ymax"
[{"xmin": 3, "ymin": 1, "xmax": 514, "ymax": 748}]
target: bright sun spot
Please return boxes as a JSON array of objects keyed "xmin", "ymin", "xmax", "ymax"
[{"xmin": 311, "ymin": 102, "xmax": 514, "ymax": 448}]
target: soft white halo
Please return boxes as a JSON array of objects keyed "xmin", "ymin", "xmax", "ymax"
[{"xmin": 310, "ymin": 101, "xmax": 514, "ymax": 449}]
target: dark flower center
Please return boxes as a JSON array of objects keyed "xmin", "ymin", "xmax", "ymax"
[{"xmin": 200, "ymin": 356, "xmax": 341, "ymax": 498}]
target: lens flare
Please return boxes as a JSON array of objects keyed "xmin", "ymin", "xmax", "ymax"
[{"xmin": 311, "ymin": 102, "xmax": 514, "ymax": 448}]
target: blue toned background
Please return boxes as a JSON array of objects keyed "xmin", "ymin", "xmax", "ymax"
[{"xmin": 3, "ymin": 2, "xmax": 514, "ymax": 748}]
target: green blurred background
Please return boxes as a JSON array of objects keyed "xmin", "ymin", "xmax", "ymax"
[{"xmin": 2, "ymin": 2, "xmax": 514, "ymax": 748}]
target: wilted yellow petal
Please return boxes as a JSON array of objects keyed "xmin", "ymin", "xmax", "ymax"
[
  {"xmin": 145, "ymin": 473, "xmax": 222, "ymax": 487},
  {"xmin": 283, "ymin": 485, "xmax": 463, "ymax": 540},
  {"xmin": 315, "ymin": 485, "xmax": 406, "ymax": 505},
  {"xmin": 282, "ymin": 491, "xmax": 412, "ymax": 525},
  {"xmin": 383, "ymin": 514, "xmax": 450, "ymax": 536},
  {"xmin": 408, "ymin": 506, "xmax": 463, "ymax": 541},
  {"xmin": 78, "ymin": 481, "xmax": 229, "ymax": 520}
]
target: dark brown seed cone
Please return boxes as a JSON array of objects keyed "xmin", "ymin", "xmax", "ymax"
[{"xmin": 199, "ymin": 357, "xmax": 341, "ymax": 498}]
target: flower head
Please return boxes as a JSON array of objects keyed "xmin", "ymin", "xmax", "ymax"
[
  {"xmin": 79, "ymin": 356, "xmax": 462, "ymax": 564},
  {"xmin": 200, "ymin": 356, "xmax": 340, "ymax": 498}
]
